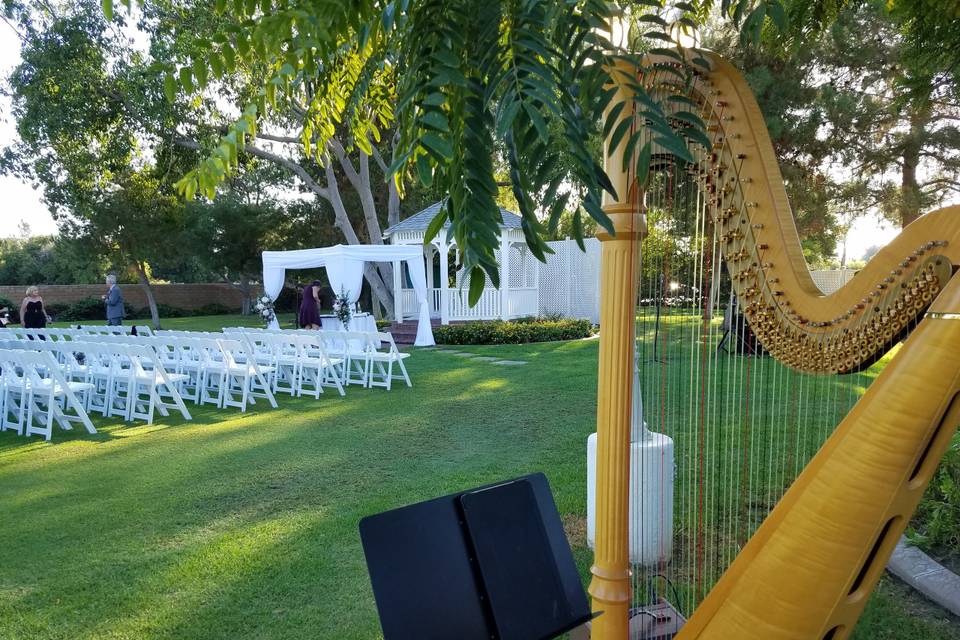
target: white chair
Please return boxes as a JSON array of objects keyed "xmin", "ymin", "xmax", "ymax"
[
  {"xmin": 258, "ymin": 333, "xmax": 300, "ymax": 396},
  {"xmin": 216, "ymin": 339, "xmax": 278, "ymax": 411},
  {"xmin": 2, "ymin": 350, "xmax": 96, "ymax": 441},
  {"xmin": 319, "ymin": 331, "xmax": 364, "ymax": 386},
  {"xmin": 167, "ymin": 337, "xmax": 204, "ymax": 404},
  {"xmin": 124, "ymin": 343, "xmax": 192, "ymax": 424},
  {"xmin": 0, "ymin": 351, "xmax": 28, "ymax": 435},
  {"xmin": 366, "ymin": 332, "xmax": 412, "ymax": 390},
  {"xmin": 295, "ymin": 334, "xmax": 345, "ymax": 398}
]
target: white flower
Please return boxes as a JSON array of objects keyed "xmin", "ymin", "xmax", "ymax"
[
  {"xmin": 261, "ymin": 309, "xmax": 270, "ymax": 318},
  {"xmin": 261, "ymin": 295, "xmax": 270, "ymax": 304}
]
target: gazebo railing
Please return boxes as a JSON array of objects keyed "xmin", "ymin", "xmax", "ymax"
[{"xmin": 398, "ymin": 287, "xmax": 538, "ymax": 322}]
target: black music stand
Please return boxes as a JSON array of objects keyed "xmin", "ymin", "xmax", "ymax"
[{"xmin": 359, "ymin": 473, "xmax": 595, "ymax": 640}]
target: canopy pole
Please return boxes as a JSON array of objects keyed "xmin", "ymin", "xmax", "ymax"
[{"xmin": 392, "ymin": 260, "xmax": 402, "ymax": 321}]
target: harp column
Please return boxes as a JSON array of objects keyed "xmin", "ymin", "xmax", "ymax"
[{"xmin": 589, "ymin": 63, "xmax": 645, "ymax": 640}]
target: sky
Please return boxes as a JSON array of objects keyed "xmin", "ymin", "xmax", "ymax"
[
  {"xmin": 0, "ymin": 19, "xmax": 900, "ymax": 261},
  {"xmin": 0, "ymin": 21, "xmax": 57, "ymax": 237}
]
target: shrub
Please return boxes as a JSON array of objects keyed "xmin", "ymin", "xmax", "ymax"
[
  {"xmin": 376, "ymin": 319, "xmax": 392, "ymax": 331},
  {"xmin": 433, "ymin": 318, "xmax": 594, "ymax": 345},
  {"xmin": 910, "ymin": 432, "xmax": 960, "ymax": 554},
  {"xmin": 0, "ymin": 295, "xmax": 19, "ymax": 322},
  {"xmin": 195, "ymin": 303, "xmax": 234, "ymax": 316},
  {"xmin": 55, "ymin": 297, "xmax": 111, "ymax": 321}
]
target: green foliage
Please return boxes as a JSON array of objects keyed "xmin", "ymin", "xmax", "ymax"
[
  {"xmin": 101, "ymin": 0, "xmax": 775, "ymax": 306},
  {"xmin": 0, "ymin": 236, "xmax": 107, "ymax": 286},
  {"xmin": 46, "ymin": 297, "xmax": 123, "ymax": 322},
  {"xmin": 434, "ymin": 318, "xmax": 594, "ymax": 345},
  {"xmin": 910, "ymin": 432, "xmax": 960, "ymax": 555}
]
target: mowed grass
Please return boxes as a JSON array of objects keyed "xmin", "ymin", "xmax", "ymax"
[{"xmin": 0, "ymin": 315, "xmax": 957, "ymax": 639}]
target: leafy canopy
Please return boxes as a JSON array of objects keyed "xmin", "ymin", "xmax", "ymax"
[{"xmin": 101, "ymin": 0, "xmax": 923, "ymax": 303}]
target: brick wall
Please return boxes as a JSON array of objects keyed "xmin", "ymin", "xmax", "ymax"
[{"xmin": 0, "ymin": 283, "xmax": 253, "ymax": 311}]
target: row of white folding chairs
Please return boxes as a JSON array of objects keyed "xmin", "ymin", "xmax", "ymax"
[
  {"xmin": 226, "ymin": 328, "xmax": 411, "ymax": 391},
  {"xmin": 75, "ymin": 324, "xmax": 153, "ymax": 336},
  {"xmin": 5, "ymin": 331, "xmax": 284, "ymax": 413},
  {"xmin": 6, "ymin": 327, "xmax": 77, "ymax": 342},
  {"xmin": 4, "ymin": 325, "xmax": 154, "ymax": 342},
  {"xmin": 71, "ymin": 333, "xmax": 278, "ymax": 412},
  {"xmin": 0, "ymin": 348, "xmax": 98, "ymax": 441},
  {"xmin": 0, "ymin": 339, "xmax": 192, "ymax": 433}
]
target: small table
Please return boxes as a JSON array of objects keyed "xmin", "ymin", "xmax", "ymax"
[{"xmin": 319, "ymin": 313, "xmax": 377, "ymax": 334}]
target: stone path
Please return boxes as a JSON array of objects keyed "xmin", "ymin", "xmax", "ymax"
[
  {"xmin": 888, "ymin": 536, "xmax": 960, "ymax": 616},
  {"xmin": 432, "ymin": 347, "xmax": 528, "ymax": 366}
]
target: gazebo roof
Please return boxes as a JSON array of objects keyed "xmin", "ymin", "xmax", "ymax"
[{"xmin": 384, "ymin": 200, "xmax": 523, "ymax": 237}]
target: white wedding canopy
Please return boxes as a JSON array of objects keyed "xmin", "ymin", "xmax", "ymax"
[{"xmin": 261, "ymin": 244, "xmax": 435, "ymax": 346}]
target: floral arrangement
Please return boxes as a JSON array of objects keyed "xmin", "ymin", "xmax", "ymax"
[
  {"xmin": 253, "ymin": 295, "xmax": 276, "ymax": 326},
  {"xmin": 332, "ymin": 286, "xmax": 352, "ymax": 329}
]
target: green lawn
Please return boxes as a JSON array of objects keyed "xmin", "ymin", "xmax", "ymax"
[{"xmin": 0, "ymin": 316, "xmax": 957, "ymax": 639}]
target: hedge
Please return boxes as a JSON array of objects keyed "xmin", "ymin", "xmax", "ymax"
[
  {"xmin": 909, "ymin": 432, "xmax": 960, "ymax": 555},
  {"xmin": 433, "ymin": 318, "xmax": 594, "ymax": 345},
  {"xmin": 44, "ymin": 297, "xmax": 235, "ymax": 322}
]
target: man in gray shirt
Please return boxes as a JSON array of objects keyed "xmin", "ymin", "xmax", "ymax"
[{"xmin": 102, "ymin": 274, "xmax": 124, "ymax": 325}]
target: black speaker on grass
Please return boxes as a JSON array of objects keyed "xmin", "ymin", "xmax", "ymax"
[{"xmin": 359, "ymin": 472, "xmax": 595, "ymax": 640}]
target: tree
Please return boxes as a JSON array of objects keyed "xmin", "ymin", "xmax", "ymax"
[
  {"xmin": 3, "ymin": 1, "xmax": 406, "ymax": 315},
  {"xmin": 811, "ymin": 1, "xmax": 960, "ymax": 228},
  {"xmin": 67, "ymin": 170, "xmax": 188, "ymax": 328},
  {"xmin": 186, "ymin": 199, "xmax": 283, "ymax": 315},
  {"xmin": 0, "ymin": 235, "xmax": 106, "ymax": 285}
]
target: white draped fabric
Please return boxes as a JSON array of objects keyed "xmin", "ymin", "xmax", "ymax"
[{"xmin": 261, "ymin": 245, "xmax": 435, "ymax": 346}]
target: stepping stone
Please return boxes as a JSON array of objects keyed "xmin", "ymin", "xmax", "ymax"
[
  {"xmin": 471, "ymin": 356, "xmax": 501, "ymax": 362},
  {"xmin": 490, "ymin": 360, "xmax": 528, "ymax": 366},
  {"xmin": 450, "ymin": 352, "xmax": 478, "ymax": 357}
]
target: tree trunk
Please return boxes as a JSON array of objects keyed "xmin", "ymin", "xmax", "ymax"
[
  {"xmin": 238, "ymin": 277, "xmax": 251, "ymax": 315},
  {"xmin": 135, "ymin": 261, "xmax": 160, "ymax": 329},
  {"xmin": 899, "ymin": 107, "xmax": 929, "ymax": 228}
]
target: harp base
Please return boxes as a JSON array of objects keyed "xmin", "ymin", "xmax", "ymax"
[{"xmin": 570, "ymin": 599, "xmax": 687, "ymax": 640}]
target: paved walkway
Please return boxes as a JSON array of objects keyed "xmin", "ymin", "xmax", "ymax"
[{"xmin": 433, "ymin": 347, "xmax": 528, "ymax": 366}]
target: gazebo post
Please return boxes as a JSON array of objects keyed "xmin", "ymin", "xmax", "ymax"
[
  {"xmin": 439, "ymin": 234, "xmax": 450, "ymax": 325},
  {"xmin": 499, "ymin": 229, "xmax": 510, "ymax": 320},
  {"xmin": 392, "ymin": 259, "xmax": 402, "ymax": 322}
]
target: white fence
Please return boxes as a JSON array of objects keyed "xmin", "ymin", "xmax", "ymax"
[{"xmin": 538, "ymin": 238, "xmax": 602, "ymax": 324}]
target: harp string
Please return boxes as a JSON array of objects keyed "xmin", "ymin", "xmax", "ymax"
[{"xmin": 627, "ymin": 60, "xmax": 883, "ymax": 622}]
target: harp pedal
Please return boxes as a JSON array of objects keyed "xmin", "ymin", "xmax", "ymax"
[
  {"xmin": 628, "ymin": 599, "xmax": 686, "ymax": 639},
  {"xmin": 570, "ymin": 599, "xmax": 687, "ymax": 640}
]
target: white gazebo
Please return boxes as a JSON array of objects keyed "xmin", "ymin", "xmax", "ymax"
[{"xmin": 385, "ymin": 202, "xmax": 540, "ymax": 324}]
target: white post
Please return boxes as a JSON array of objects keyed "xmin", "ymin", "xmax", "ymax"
[
  {"xmin": 500, "ymin": 230, "xmax": 510, "ymax": 320},
  {"xmin": 566, "ymin": 239, "xmax": 573, "ymax": 318},
  {"xmin": 392, "ymin": 259, "xmax": 402, "ymax": 322},
  {"xmin": 440, "ymin": 235, "xmax": 450, "ymax": 325}
]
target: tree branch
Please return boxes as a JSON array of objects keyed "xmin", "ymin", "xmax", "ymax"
[{"xmin": 173, "ymin": 137, "xmax": 330, "ymax": 200}]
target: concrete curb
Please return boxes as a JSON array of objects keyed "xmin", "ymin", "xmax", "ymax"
[{"xmin": 888, "ymin": 535, "xmax": 960, "ymax": 616}]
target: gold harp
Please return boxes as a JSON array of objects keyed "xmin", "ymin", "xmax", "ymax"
[{"xmin": 589, "ymin": 50, "xmax": 960, "ymax": 640}]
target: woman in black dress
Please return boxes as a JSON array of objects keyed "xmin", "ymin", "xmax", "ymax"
[{"xmin": 20, "ymin": 286, "xmax": 47, "ymax": 330}]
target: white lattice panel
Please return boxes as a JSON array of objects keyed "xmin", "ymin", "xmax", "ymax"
[
  {"xmin": 810, "ymin": 269, "xmax": 856, "ymax": 295},
  {"xmin": 538, "ymin": 238, "xmax": 601, "ymax": 323}
]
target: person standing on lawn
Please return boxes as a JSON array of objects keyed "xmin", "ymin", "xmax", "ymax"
[
  {"xmin": 20, "ymin": 286, "xmax": 48, "ymax": 329},
  {"xmin": 102, "ymin": 274, "xmax": 124, "ymax": 325}
]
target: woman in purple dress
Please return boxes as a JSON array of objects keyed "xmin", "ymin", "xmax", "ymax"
[{"xmin": 299, "ymin": 280, "xmax": 322, "ymax": 329}]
